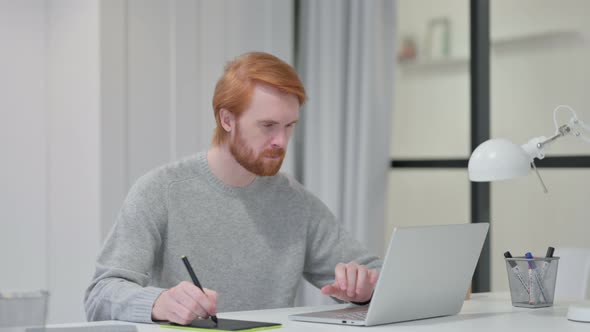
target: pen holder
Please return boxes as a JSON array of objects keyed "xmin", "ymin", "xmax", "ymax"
[
  {"xmin": 504, "ymin": 257, "xmax": 559, "ymax": 308},
  {"xmin": 0, "ymin": 290, "xmax": 48, "ymax": 332}
]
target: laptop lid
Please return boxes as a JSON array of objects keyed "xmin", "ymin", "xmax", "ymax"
[
  {"xmin": 366, "ymin": 223, "xmax": 489, "ymax": 325},
  {"xmin": 289, "ymin": 223, "xmax": 489, "ymax": 326}
]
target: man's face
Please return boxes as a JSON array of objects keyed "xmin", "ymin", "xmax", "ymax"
[{"xmin": 228, "ymin": 84, "xmax": 299, "ymax": 176}]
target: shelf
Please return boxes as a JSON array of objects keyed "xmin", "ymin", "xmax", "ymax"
[
  {"xmin": 398, "ymin": 56, "xmax": 469, "ymax": 71},
  {"xmin": 397, "ymin": 29, "xmax": 583, "ymax": 70},
  {"xmin": 491, "ymin": 29, "xmax": 581, "ymax": 48}
]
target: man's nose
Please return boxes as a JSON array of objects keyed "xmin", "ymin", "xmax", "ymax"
[{"xmin": 270, "ymin": 130, "xmax": 288, "ymax": 149}]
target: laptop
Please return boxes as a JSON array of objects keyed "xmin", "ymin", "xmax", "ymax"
[{"xmin": 289, "ymin": 223, "xmax": 489, "ymax": 326}]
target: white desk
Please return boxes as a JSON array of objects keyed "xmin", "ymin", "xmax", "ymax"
[{"xmin": 51, "ymin": 293, "xmax": 588, "ymax": 331}]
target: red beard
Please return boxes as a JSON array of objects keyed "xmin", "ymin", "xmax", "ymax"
[{"xmin": 229, "ymin": 126, "xmax": 285, "ymax": 176}]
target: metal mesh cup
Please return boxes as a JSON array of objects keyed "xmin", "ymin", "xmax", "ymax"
[
  {"xmin": 0, "ymin": 290, "xmax": 49, "ymax": 332},
  {"xmin": 505, "ymin": 257, "xmax": 559, "ymax": 308}
]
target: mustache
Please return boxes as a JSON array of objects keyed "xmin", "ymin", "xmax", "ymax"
[{"xmin": 261, "ymin": 147, "xmax": 285, "ymax": 158}]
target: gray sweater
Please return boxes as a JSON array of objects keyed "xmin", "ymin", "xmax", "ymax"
[{"xmin": 84, "ymin": 152, "xmax": 381, "ymax": 323}]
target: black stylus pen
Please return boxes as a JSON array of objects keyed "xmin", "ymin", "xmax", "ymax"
[
  {"xmin": 181, "ymin": 255, "xmax": 218, "ymax": 324},
  {"xmin": 540, "ymin": 246, "xmax": 555, "ymax": 279}
]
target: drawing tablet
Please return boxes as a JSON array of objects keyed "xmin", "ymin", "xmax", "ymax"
[{"xmin": 161, "ymin": 318, "xmax": 281, "ymax": 331}]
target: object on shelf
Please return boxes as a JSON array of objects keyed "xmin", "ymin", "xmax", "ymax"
[
  {"xmin": 398, "ymin": 35, "xmax": 417, "ymax": 62},
  {"xmin": 425, "ymin": 17, "xmax": 451, "ymax": 59}
]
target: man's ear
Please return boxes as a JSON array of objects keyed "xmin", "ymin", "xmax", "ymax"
[{"xmin": 219, "ymin": 108, "xmax": 235, "ymax": 133}]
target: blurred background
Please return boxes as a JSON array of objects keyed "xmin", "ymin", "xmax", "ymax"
[{"xmin": 1, "ymin": 0, "xmax": 589, "ymax": 324}]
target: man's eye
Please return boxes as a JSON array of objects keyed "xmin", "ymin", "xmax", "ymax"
[{"xmin": 263, "ymin": 123, "xmax": 274, "ymax": 128}]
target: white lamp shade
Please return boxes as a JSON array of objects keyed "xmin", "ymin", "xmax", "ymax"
[{"xmin": 468, "ymin": 138, "xmax": 532, "ymax": 181}]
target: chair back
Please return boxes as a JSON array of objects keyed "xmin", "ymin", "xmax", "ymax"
[
  {"xmin": 0, "ymin": 290, "xmax": 48, "ymax": 330},
  {"xmin": 554, "ymin": 248, "xmax": 590, "ymax": 301}
]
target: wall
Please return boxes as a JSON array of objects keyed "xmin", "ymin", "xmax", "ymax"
[
  {"xmin": 387, "ymin": 0, "xmax": 470, "ymax": 241},
  {"xmin": 0, "ymin": 0, "xmax": 102, "ymax": 323},
  {"xmin": 46, "ymin": 0, "xmax": 102, "ymax": 322},
  {"xmin": 391, "ymin": 0, "xmax": 470, "ymax": 159},
  {"xmin": 0, "ymin": 0, "xmax": 49, "ymax": 293}
]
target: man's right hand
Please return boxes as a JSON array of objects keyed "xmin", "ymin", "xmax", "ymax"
[{"xmin": 151, "ymin": 281, "xmax": 218, "ymax": 325}]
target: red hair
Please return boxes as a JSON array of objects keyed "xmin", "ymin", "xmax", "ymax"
[{"xmin": 211, "ymin": 52, "xmax": 306, "ymax": 145}]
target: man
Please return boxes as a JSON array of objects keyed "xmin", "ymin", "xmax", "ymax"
[{"xmin": 85, "ymin": 52, "xmax": 381, "ymax": 325}]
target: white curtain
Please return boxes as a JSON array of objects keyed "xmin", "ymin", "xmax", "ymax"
[{"xmin": 295, "ymin": 0, "xmax": 396, "ymax": 305}]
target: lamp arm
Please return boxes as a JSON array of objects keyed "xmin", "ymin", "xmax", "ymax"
[
  {"xmin": 537, "ymin": 124, "xmax": 572, "ymax": 149},
  {"xmin": 521, "ymin": 137, "xmax": 549, "ymax": 161},
  {"xmin": 552, "ymin": 105, "xmax": 590, "ymax": 144},
  {"xmin": 521, "ymin": 136, "xmax": 554, "ymax": 194},
  {"xmin": 570, "ymin": 117, "xmax": 590, "ymax": 144},
  {"xmin": 524, "ymin": 106, "xmax": 590, "ymax": 161}
]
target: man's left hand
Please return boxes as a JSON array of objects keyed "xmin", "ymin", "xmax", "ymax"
[{"xmin": 320, "ymin": 262, "xmax": 379, "ymax": 303}]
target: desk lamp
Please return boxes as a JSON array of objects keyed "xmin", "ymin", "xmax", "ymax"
[{"xmin": 467, "ymin": 105, "xmax": 590, "ymax": 323}]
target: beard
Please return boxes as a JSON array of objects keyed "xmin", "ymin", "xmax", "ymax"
[{"xmin": 229, "ymin": 126, "xmax": 286, "ymax": 176}]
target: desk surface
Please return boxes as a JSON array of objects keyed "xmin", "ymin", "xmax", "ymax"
[{"xmin": 53, "ymin": 293, "xmax": 588, "ymax": 331}]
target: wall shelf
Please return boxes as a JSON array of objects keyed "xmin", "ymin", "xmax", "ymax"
[
  {"xmin": 398, "ymin": 56, "xmax": 469, "ymax": 71},
  {"xmin": 398, "ymin": 29, "xmax": 582, "ymax": 70},
  {"xmin": 491, "ymin": 29, "xmax": 580, "ymax": 47}
]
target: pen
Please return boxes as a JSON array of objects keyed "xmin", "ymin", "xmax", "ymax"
[
  {"xmin": 525, "ymin": 252, "xmax": 547, "ymax": 304},
  {"xmin": 528, "ymin": 260, "xmax": 534, "ymax": 305},
  {"xmin": 181, "ymin": 255, "xmax": 218, "ymax": 325},
  {"xmin": 545, "ymin": 246, "xmax": 555, "ymax": 258},
  {"xmin": 504, "ymin": 251, "xmax": 530, "ymax": 295},
  {"xmin": 539, "ymin": 246, "xmax": 554, "ymax": 279}
]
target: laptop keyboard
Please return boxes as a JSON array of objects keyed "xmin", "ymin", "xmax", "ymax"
[{"xmin": 334, "ymin": 311, "xmax": 368, "ymax": 320}]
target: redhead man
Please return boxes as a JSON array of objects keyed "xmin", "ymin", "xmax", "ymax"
[{"xmin": 85, "ymin": 52, "xmax": 381, "ymax": 325}]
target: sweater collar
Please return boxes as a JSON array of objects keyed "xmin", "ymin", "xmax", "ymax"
[{"xmin": 197, "ymin": 151, "xmax": 267, "ymax": 196}]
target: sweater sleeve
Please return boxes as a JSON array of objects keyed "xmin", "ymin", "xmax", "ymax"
[
  {"xmin": 84, "ymin": 171, "xmax": 168, "ymax": 323},
  {"xmin": 302, "ymin": 193, "xmax": 382, "ymax": 290}
]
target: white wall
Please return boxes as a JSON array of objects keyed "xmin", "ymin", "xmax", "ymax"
[
  {"xmin": 46, "ymin": 0, "xmax": 102, "ymax": 322},
  {"xmin": 0, "ymin": 0, "xmax": 102, "ymax": 323},
  {"xmin": 388, "ymin": 0, "xmax": 470, "ymax": 243},
  {"xmin": 1, "ymin": 0, "xmax": 294, "ymax": 323},
  {"xmin": 391, "ymin": 0, "xmax": 470, "ymax": 160},
  {"xmin": 0, "ymin": 0, "xmax": 49, "ymax": 292}
]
